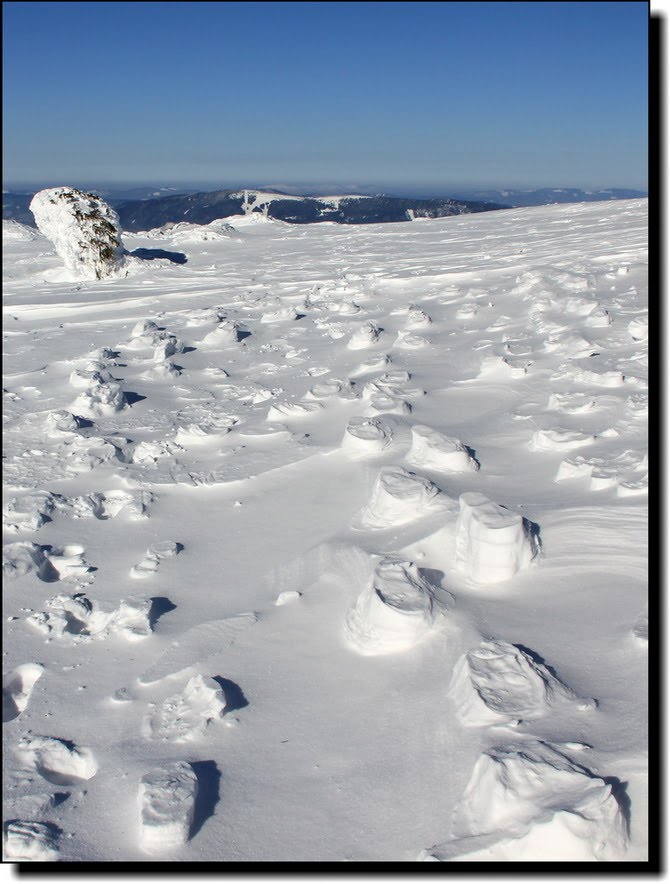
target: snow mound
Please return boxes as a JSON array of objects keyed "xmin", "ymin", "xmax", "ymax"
[
  {"xmin": 348, "ymin": 322, "xmax": 383, "ymax": 349},
  {"xmin": 3, "ymin": 541, "xmax": 50, "ymax": 581},
  {"xmin": 455, "ymin": 493, "xmax": 540, "ymax": 584},
  {"xmin": 146, "ymin": 674, "xmax": 227, "ymax": 742},
  {"xmin": 28, "ymin": 592, "xmax": 153, "ymax": 641},
  {"xmin": 201, "ymin": 321, "xmax": 243, "ymax": 347},
  {"xmin": 448, "ymin": 640, "xmax": 586, "ymax": 725},
  {"xmin": 16, "ymin": 734, "xmax": 98, "ymax": 785},
  {"xmin": 3, "ymin": 491, "xmax": 58, "ymax": 533},
  {"xmin": 344, "ymin": 558, "xmax": 438, "ymax": 655},
  {"xmin": 424, "ymin": 741, "xmax": 628, "ymax": 861},
  {"xmin": 139, "ymin": 761, "xmax": 198, "ymax": 852},
  {"xmin": 354, "ymin": 466, "xmax": 442, "ymax": 529},
  {"xmin": 341, "ymin": 416, "xmax": 394, "ymax": 457},
  {"xmin": 3, "ymin": 664, "xmax": 44, "ymax": 723},
  {"xmin": 530, "ymin": 427, "xmax": 595, "ymax": 452},
  {"xmin": 29, "ymin": 187, "xmax": 127, "ymax": 280},
  {"xmin": 3, "ymin": 820, "xmax": 61, "ymax": 862},
  {"xmin": 406, "ymin": 425, "xmax": 479, "ymax": 472},
  {"xmin": 627, "ymin": 316, "xmax": 648, "ymax": 342}
]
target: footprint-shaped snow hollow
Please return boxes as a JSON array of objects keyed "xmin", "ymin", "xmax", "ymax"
[
  {"xmin": 16, "ymin": 734, "xmax": 97, "ymax": 786},
  {"xmin": 448, "ymin": 640, "xmax": 586, "ymax": 726},
  {"xmin": 344, "ymin": 558, "xmax": 438, "ymax": 655},
  {"xmin": 406, "ymin": 425, "xmax": 479, "ymax": 473},
  {"xmin": 146, "ymin": 675, "xmax": 227, "ymax": 742},
  {"xmin": 423, "ymin": 741, "xmax": 628, "ymax": 862},
  {"xmin": 3, "ymin": 664, "xmax": 44, "ymax": 722},
  {"xmin": 139, "ymin": 761, "xmax": 198, "ymax": 853},
  {"xmin": 354, "ymin": 466, "xmax": 442, "ymax": 529},
  {"xmin": 341, "ymin": 417, "xmax": 394, "ymax": 457},
  {"xmin": 455, "ymin": 493, "xmax": 540, "ymax": 585}
]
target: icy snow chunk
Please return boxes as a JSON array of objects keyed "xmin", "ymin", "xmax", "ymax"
[
  {"xmin": 365, "ymin": 393, "xmax": 411, "ymax": 416},
  {"xmin": 448, "ymin": 640, "xmax": 581, "ymax": 726},
  {"xmin": 27, "ymin": 592, "xmax": 153, "ymax": 641},
  {"xmin": 405, "ymin": 306, "xmax": 432, "ymax": 329},
  {"xmin": 555, "ymin": 457, "xmax": 595, "ymax": 482},
  {"xmin": 45, "ymin": 409, "xmax": 82, "ymax": 435},
  {"xmin": 266, "ymin": 400, "xmax": 322, "ymax": 421},
  {"xmin": 3, "ymin": 664, "xmax": 44, "ymax": 723},
  {"xmin": 455, "ymin": 493, "xmax": 540, "ymax": 584},
  {"xmin": 71, "ymin": 380, "xmax": 126, "ymax": 418},
  {"xmin": 146, "ymin": 675, "xmax": 227, "ymax": 742},
  {"xmin": 29, "ymin": 187, "xmax": 127, "ymax": 280},
  {"xmin": 2, "ymin": 542, "xmax": 49, "ymax": 581},
  {"xmin": 131, "ymin": 318, "xmax": 160, "ymax": 338},
  {"xmin": 275, "ymin": 590, "xmax": 301, "ymax": 605},
  {"xmin": 260, "ymin": 304, "xmax": 299, "ymax": 323},
  {"xmin": 344, "ymin": 558, "xmax": 438, "ymax": 655},
  {"xmin": 2, "ymin": 820, "xmax": 61, "ymax": 862},
  {"xmin": 201, "ymin": 321, "xmax": 242, "ymax": 347},
  {"xmin": 406, "ymin": 425, "xmax": 479, "ymax": 472},
  {"xmin": 3, "ymin": 492, "xmax": 57, "ymax": 533},
  {"xmin": 425, "ymin": 741, "xmax": 628, "ymax": 861},
  {"xmin": 354, "ymin": 466, "xmax": 442, "ymax": 529},
  {"xmin": 139, "ymin": 762, "xmax": 198, "ymax": 852},
  {"xmin": 529, "ymin": 428, "xmax": 595, "ymax": 452},
  {"xmin": 627, "ymin": 316, "xmax": 648, "ymax": 342},
  {"xmin": 348, "ymin": 322, "xmax": 382, "ymax": 349},
  {"xmin": 16, "ymin": 734, "xmax": 98, "ymax": 786},
  {"xmin": 341, "ymin": 416, "xmax": 393, "ymax": 457},
  {"xmin": 584, "ymin": 305, "xmax": 613, "ymax": 327}
]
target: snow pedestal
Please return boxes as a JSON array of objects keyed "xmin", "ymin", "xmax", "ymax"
[
  {"xmin": 29, "ymin": 187, "xmax": 127, "ymax": 280},
  {"xmin": 455, "ymin": 492, "xmax": 539, "ymax": 584},
  {"xmin": 354, "ymin": 466, "xmax": 442, "ymax": 529},
  {"xmin": 448, "ymin": 640, "xmax": 586, "ymax": 726},
  {"xmin": 341, "ymin": 417, "xmax": 393, "ymax": 457},
  {"xmin": 423, "ymin": 741, "xmax": 628, "ymax": 862},
  {"xmin": 344, "ymin": 558, "xmax": 437, "ymax": 655},
  {"xmin": 406, "ymin": 425, "xmax": 478, "ymax": 472}
]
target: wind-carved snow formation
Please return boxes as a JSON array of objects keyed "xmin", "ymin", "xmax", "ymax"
[
  {"xmin": 29, "ymin": 187, "xmax": 127, "ymax": 280},
  {"xmin": 423, "ymin": 741, "xmax": 628, "ymax": 861},
  {"xmin": 455, "ymin": 492, "xmax": 540, "ymax": 584},
  {"xmin": 344, "ymin": 558, "xmax": 439, "ymax": 655},
  {"xmin": 448, "ymin": 640, "xmax": 591, "ymax": 726}
]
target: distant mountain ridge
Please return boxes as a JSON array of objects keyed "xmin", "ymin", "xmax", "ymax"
[
  {"xmin": 3, "ymin": 186, "xmax": 647, "ymax": 230},
  {"xmin": 446, "ymin": 187, "xmax": 647, "ymax": 207},
  {"xmin": 111, "ymin": 189, "xmax": 505, "ymax": 231}
]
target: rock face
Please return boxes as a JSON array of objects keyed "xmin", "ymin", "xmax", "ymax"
[{"xmin": 29, "ymin": 187, "xmax": 127, "ymax": 279}]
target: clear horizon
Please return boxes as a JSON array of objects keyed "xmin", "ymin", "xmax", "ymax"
[{"xmin": 4, "ymin": 1, "xmax": 648, "ymax": 191}]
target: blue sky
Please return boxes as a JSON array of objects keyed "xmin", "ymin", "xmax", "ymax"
[{"xmin": 3, "ymin": 1, "xmax": 648, "ymax": 192}]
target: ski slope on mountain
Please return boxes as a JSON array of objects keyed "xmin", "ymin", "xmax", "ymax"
[{"xmin": 2, "ymin": 199, "xmax": 648, "ymax": 862}]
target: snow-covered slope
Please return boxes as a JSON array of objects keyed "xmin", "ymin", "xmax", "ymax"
[{"xmin": 2, "ymin": 199, "xmax": 648, "ymax": 862}]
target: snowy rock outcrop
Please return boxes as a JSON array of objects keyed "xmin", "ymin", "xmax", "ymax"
[{"xmin": 29, "ymin": 187, "xmax": 127, "ymax": 280}]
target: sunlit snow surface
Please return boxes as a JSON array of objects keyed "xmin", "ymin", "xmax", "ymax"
[{"xmin": 3, "ymin": 200, "xmax": 647, "ymax": 862}]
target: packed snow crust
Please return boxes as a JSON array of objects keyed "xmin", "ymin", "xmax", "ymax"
[{"xmin": 2, "ymin": 198, "xmax": 648, "ymax": 862}]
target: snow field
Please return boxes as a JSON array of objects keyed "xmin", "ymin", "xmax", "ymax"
[{"xmin": 2, "ymin": 199, "xmax": 647, "ymax": 861}]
